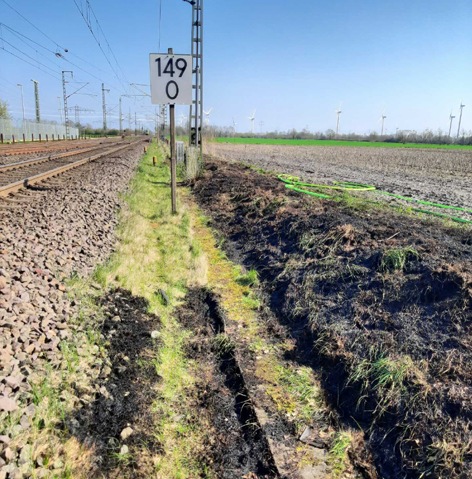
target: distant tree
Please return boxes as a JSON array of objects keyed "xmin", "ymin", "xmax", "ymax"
[
  {"xmin": 0, "ymin": 98, "xmax": 10, "ymax": 119},
  {"xmin": 325, "ymin": 129, "xmax": 336, "ymax": 139}
]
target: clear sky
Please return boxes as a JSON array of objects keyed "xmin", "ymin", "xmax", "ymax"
[{"xmin": 0, "ymin": 0, "xmax": 471, "ymax": 135}]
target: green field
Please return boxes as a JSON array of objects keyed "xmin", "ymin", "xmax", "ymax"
[{"xmin": 214, "ymin": 137, "xmax": 472, "ymax": 150}]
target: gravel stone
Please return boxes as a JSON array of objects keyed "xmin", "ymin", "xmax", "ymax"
[
  {"xmin": 0, "ymin": 396, "xmax": 17, "ymax": 412},
  {"xmin": 0, "ymin": 142, "xmax": 144, "ymax": 468},
  {"xmin": 120, "ymin": 427, "xmax": 134, "ymax": 440}
]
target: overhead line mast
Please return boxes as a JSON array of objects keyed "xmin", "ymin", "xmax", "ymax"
[
  {"xmin": 102, "ymin": 83, "xmax": 110, "ymax": 131},
  {"xmin": 184, "ymin": 0, "xmax": 204, "ymax": 157}
]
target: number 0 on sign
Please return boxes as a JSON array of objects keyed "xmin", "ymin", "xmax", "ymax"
[{"xmin": 149, "ymin": 53, "xmax": 192, "ymax": 105}]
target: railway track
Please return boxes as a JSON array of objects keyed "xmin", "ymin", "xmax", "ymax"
[
  {"xmin": 0, "ymin": 138, "xmax": 112, "ymax": 158},
  {"xmin": 0, "ymin": 139, "xmax": 141, "ymax": 198}
]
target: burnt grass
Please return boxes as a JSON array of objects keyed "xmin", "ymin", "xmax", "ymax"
[
  {"xmin": 176, "ymin": 287, "xmax": 278, "ymax": 478},
  {"xmin": 192, "ymin": 159, "xmax": 472, "ymax": 479},
  {"xmin": 68, "ymin": 289, "xmax": 162, "ymax": 478}
]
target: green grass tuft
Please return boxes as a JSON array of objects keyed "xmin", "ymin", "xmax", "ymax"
[
  {"xmin": 380, "ymin": 246, "xmax": 419, "ymax": 272},
  {"xmin": 235, "ymin": 268, "xmax": 259, "ymax": 287}
]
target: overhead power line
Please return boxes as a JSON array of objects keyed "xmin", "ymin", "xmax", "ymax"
[
  {"xmin": 0, "ymin": 0, "xmax": 68, "ymax": 52},
  {"xmin": 0, "ymin": 45, "xmax": 61, "ymax": 80},
  {"xmin": 0, "ymin": 35, "xmax": 59, "ymax": 75},
  {"xmin": 0, "ymin": 22, "xmax": 121, "ymax": 88},
  {"xmin": 72, "ymin": 0, "xmax": 129, "ymax": 93}
]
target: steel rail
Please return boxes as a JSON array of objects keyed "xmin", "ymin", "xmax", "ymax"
[
  {"xmin": 0, "ymin": 142, "xmax": 126, "ymax": 173},
  {"xmin": 0, "ymin": 138, "xmax": 117, "ymax": 157},
  {"xmin": 0, "ymin": 142, "xmax": 136, "ymax": 198},
  {"xmin": 0, "ymin": 140, "xmax": 103, "ymax": 157}
]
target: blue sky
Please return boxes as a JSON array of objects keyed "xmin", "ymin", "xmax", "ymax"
[{"xmin": 0, "ymin": 0, "xmax": 471, "ymax": 135}]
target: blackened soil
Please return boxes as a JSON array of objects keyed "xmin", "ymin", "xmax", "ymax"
[
  {"xmin": 70, "ymin": 288, "xmax": 162, "ymax": 478},
  {"xmin": 176, "ymin": 288, "xmax": 279, "ymax": 478},
  {"xmin": 192, "ymin": 159, "xmax": 472, "ymax": 479}
]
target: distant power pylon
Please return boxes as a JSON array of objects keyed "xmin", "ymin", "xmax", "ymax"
[{"xmin": 69, "ymin": 105, "xmax": 94, "ymax": 125}]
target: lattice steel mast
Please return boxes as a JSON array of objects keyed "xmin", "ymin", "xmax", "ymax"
[
  {"xmin": 102, "ymin": 83, "xmax": 110, "ymax": 131},
  {"xmin": 186, "ymin": 0, "xmax": 203, "ymax": 157},
  {"xmin": 62, "ymin": 71, "xmax": 73, "ymax": 139}
]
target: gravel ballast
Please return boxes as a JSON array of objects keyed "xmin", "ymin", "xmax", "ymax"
[{"xmin": 0, "ymin": 142, "xmax": 144, "ymax": 477}]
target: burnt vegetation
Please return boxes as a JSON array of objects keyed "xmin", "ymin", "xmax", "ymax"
[{"xmin": 193, "ymin": 159, "xmax": 472, "ymax": 479}]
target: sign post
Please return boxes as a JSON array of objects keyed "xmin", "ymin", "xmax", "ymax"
[
  {"xmin": 169, "ymin": 99, "xmax": 177, "ymax": 214},
  {"xmin": 150, "ymin": 48, "xmax": 192, "ymax": 214}
]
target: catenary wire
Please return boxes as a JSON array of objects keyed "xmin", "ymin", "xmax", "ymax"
[
  {"xmin": 0, "ymin": 0, "xmax": 67, "ymax": 52},
  {"xmin": 72, "ymin": 0, "xmax": 130, "ymax": 94}
]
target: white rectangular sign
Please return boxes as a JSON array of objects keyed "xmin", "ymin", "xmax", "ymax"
[{"xmin": 149, "ymin": 53, "xmax": 192, "ymax": 105}]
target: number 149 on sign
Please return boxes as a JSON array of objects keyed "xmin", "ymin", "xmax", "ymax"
[{"xmin": 149, "ymin": 53, "xmax": 192, "ymax": 105}]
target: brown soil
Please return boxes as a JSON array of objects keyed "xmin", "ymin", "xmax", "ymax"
[
  {"xmin": 207, "ymin": 143, "xmax": 472, "ymax": 217},
  {"xmin": 192, "ymin": 158, "xmax": 472, "ymax": 479}
]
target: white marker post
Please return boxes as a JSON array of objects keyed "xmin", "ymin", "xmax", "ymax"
[{"xmin": 150, "ymin": 48, "xmax": 192, "ymax": 214}]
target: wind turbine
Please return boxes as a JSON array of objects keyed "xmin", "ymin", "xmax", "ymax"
[
  {"xmin": 249, "ymin": 110, "xmax": 256, "ymax": 134},
  {"xmin": 203, "ymin": 107, "xmax": 213, "ymax": 126},
  {"xmin": 448, "ymin": 111, "xmax": 456, "ymax": 138},
  {"xmin": 456, "ymin": 102, "xmax": 465, "ymax": 138},
  {"xmin": 232, "ymin": 117, "xmax": 237, "ymax": 134},
  {"xmin": 381, "ymin": 113, "xmax": 387, "ymax": 136},
  {"xmin": 335, "ymin": 104, "xmax": 342, "ymax": 136}
]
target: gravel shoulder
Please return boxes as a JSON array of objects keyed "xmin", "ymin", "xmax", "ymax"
[{"xmin": 0, "ymin": 143, "xmax": 144, "ymax": 478}]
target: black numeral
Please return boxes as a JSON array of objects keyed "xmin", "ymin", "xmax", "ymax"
[
  {"xmin": 156, "ymin": 57, "xmax": 187, "ymax": 78},
  {"xmin": 163, "ymin": 59, "xmax": 175, "ymax": 77},
  {"xmin": 175, "ymin": 58, "xmax": 187, "ymax": 77},
  {"xmin": 166, "ymin": 81, "xmax": 179, "ymax": 100}
]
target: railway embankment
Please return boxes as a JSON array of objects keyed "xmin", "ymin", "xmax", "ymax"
[{"xmin": 0, "ymin": 142, "xmax": 143, "ymax": 478}]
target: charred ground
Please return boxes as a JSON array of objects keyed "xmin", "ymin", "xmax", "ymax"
[{"xmin": 192, "ymin": 159, "xmax": 472, "ymax": 479}]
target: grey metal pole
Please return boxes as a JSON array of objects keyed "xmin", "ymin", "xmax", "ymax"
[
  {"xmin": 102, "ymin": 83, "xmax": 110, "ymax": 132},
  {"xmin": 31, "ymin": 80, "xmax": 40, "ymax": 123},
  {"xmin": 57, "ymin": 97, "xmax": 63, "ymax": 124},
  {"xmin": 187, "ymin": 0, "xmax": 203, "ymax": 155},
  {"xmin": 199, "ymin": 0, "xmax": 204, "ymax": 159},
  {"xmin": 119, "ymin": 96, "xmax": 123, "ymax": 134},
  {"xmin": 168, "ymin": 47, "xmax": 177, "ymax": 214},
  {"xmin": 62, "ymin": 71, "xmax": 73, "ymax": 139},
  {"xmin": 17, "ymin": 84, "xmax": 25, "ymax": 127},
  {"xmin": 170, "ymin": 103, "xmax": 177, "ymax": 214}
]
